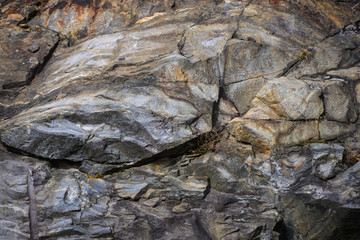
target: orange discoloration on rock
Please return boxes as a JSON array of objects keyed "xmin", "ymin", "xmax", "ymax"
[
  {"xmin": 173, "ymin": 65, "xmax": 187, "ymax": 81},
  {"xmin": 56, "ymin": 20, "xmax": 64, "ymax": 33},
  {"xmin": 5, "ymin": 9, "xmax": 19, "ymax": 15},
  {"xmin": 264, "ymin": 150, "xmax": 271, "ymax": 155},
  {"xmin": 315, "ymin": 0, "xmax": 347, "ymax": 28},
  {"xmin": 7, "ymin": 14, "xmax": 24, "ymax": 22},
  {"xmin": 269, "ymin": 0, "xmax": 282, "ymax": 4},
  {"xmin": 29, "ymin": 76, "xmax": 37, "ymax": 85},
  {"xmin": 294, "ymin": 161, "xmax": 303, "ymax": 169},
  {"xmin": 44, "ymin": 0, "xmax": 103, "ymax": 37}
]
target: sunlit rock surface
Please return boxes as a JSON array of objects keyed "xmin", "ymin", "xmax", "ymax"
[{"xmin": 0, "ymin": 0, "xmax": 360, "ymax": 239}]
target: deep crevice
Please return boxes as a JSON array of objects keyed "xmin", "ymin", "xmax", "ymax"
[
  {"xmin": 273, "ymin": 220, "xmax": 293, "ymax": 240},
  {"xmin": 211, "ymin": 88, "xmax": 221, "ymax": 130},
  {"xmin": 101, "ymin": 132, "xmax": 212, "ymax": 176},
  {"xmin": 27, "ymin": 37, "xmax": 60, "ymax": 85},
  {"xmin": 177, "ymin": 29, "xmax": 187, "ymax": 57},
  {"xmin": 1, "ymin": 141, "xmax": 82, "ymax": 171},
  {"xmin": 211, "ymin": 44, "xmax": 228, "ymax": 130},
  {"xmin": 278, "ymin": 59, "xmax": 300, "ymax": 77},
  {"xmin": 191, "ymin": 213, "xmax": 213, "ymax": 240}
]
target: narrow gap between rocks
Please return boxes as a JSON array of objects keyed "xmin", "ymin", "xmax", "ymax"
[{"xmin": 101, "ymin": 132, "xmax": 218, "ymax": 176}]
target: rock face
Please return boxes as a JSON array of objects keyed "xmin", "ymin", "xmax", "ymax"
[{"xmin": 0, "ymin": 0, "xmax": 360, "ymax": 239}]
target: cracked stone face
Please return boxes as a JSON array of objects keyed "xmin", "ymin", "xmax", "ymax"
[
  {"xmin": 251, "ymin": 77, "xmax": 324, "ymax": 120},
  {"xmin": 1, "ymin": 0, "xmax": 360, "ymax": 239}
]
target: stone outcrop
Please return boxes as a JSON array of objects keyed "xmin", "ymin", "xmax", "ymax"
[{"xmin": 1, "ymin": 0, "xmax": 360, "ymax": 239}]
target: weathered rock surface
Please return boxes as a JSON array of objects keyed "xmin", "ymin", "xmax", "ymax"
[
  {"xmin": 1, "ymin": 0, "xmax": 360, "ymax": 239},
  {"xmin": 228, "ymin": 117, "xmax": 319, "ymax": 147},
  {"xmin": 0, "ymin": 82, "xmax": 215, "ymax": 165},
  {"xmin": 252, "ymin": 77, "xmax": 324, "ymax": 120}
]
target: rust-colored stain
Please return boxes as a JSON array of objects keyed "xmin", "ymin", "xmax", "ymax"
[
  {"xmin": 48, "ymin": 0, "xmax": 102, "ymax": 17},
  {"xmin": 49, "ymin": 0, "xmax": 68, "ymax": 15},
  {"xmin": 314, "ymin": 0, "xmax": 345, "ymax": 28},
  {"xmin": 249, "ymin": 0, "xmax": 283, "ymax": 5},
  {"xmin": 5, "ymin": 9, "xmax": 19, "ymax": 15},
  {"xmin": 264, "ymin": 150, "xmax": 271, "ymax": 155},
  {"xmin": 294, "ymin": 161, "xmax": 303, "ymax": 169},
  {"xmin": 172, "ymin": 65, "xmax": 187, "ymax": 81},
  {"xmin": 256, "ymin": 145, "xmax": 271, "ymax": 154},
  {"xmin": 45, "ymin": 0, "xmax": 105, "ymax": 35},
  {"xmin": 269, "ymin": 0, "xmax": 282, "ymax": 5},
  {"xmin": 84, "ymin": 172, "xmax": 102, "ymax": 179},
  {"xmin": 345, "ymin": 153, "xmax": 360, "ymax": 166},
  {"xmin": 29, "ymin": 75, "xmax": 37, "ymax": 85}
]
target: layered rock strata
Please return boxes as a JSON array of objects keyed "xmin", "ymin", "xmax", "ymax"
[{"xmin": 1, "ymin": 0, "xmax": 360, "ymax": 239}]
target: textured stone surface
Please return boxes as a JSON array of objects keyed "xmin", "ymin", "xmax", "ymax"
[
  {"xmin": 287, "ymin": 31, "xmax": 360, "ymax": 79},
  {"xmin": 0, "ymin": 83, "xmax": 215, "ymax": 165},
  {"xmin": 227, "ymin": 118, "xmax": 319, "ymax": 147},
  {"xmin": 0, "ymin": 148, "xmax": 51, "ymax": 240},
  {"xmin": 0, "ymin": 17, "xmax": 222, "ymax": 165},
  {"xmin": 181, "ymin": 23, "xmax": 236, "ymax": 63},
  {"xmin": 327, "ymin": 66, "xmax": 360, "ymax": 81},
  {"xmin": 310, "ymin": 143, "xmax": 345, "ymax": 180},
  {"xmin": 319, "ymin": 120, "xmax": 356, "ymax": 140},
  {"xmin": 0, "ymin": 27, "xmax": 58, "ymax": 89},
  {"xmin": 224, "ymin": 40, "xmax": 296, "ymax": 85},
  {"xmin": 252, "ymin": 77, "xmax": 324, "ymax": 120},
  {"xmin": 226, "ymin": 77, "xmax": 265, "ymax": 115},
  {"xmin": 323, "ymin": 81, "xmax": 354, "ymax": 122},
  {"xmin": 1, "ymin": 0, "xmax": 360, "ymax": 239}
]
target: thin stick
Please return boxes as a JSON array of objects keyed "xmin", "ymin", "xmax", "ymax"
[
  {"xmin": 352, "ymin": 2, "xmax": 360, "ymax": 11},
  {"xmin": 28, "ymin": 169, "xmax": 39, "ymax": 240}
]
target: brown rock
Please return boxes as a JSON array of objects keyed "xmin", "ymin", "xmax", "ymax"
[
  {"xmin": 172, "ymin": 202, "xmax": 191, "ymax": 213},
  {"xmin": 228, "ymin": 117, "xmax": 319, "ymax": 147}
]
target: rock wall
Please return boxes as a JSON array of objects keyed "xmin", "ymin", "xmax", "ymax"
[{"xmin": 1, "ymin": 0, "xmax": 360, "ymax": 239}]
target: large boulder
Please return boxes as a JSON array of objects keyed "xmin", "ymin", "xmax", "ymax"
[{"xmin": 0, "ymin": 16, "xmax": 225, "ymax": 166}]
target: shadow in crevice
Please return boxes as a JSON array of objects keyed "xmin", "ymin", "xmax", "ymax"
[
  {"xmin": 191, "ymin": 213, "xmax": 213, "ymax": 240},
  {"xmin": 273, "ymin": 220, "xmax": 293, "ymax": 240}
]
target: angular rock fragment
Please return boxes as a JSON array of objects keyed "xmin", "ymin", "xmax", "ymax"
[
  {"xmin": 227, "ymin": 117, "xmax": 319, "ymax": 147},
  {"xmin": 0, "ymin": 27, "xmax": 58, "ymax": 89},
  {"xmin": 323, "ymin": 81, "xmax": 355, "ymax": 122},
  {"xmin": 319, "ymin": 120, "xmax": 355, "ymax": 140},
  {"xmin": 226, "ymin": 77, "xmax": 265, "ymax": 115},
  {"xmin": 181, "ymin": 23, "xmax": 236, "ymax": 63},
  {"xmin": 115, "ymin": 181, "xmax": 149, "ymax": 200},
  {"xmin": 216, "ymin": 98, "xmax": 238, "ymax": 126},
  {"xmin": 172, "ymin": 202, "xmax": 191, "ymax": 213},
  {"xmin": 0, "ymin": 1, "xmax": 360, "ymax": 240},
  {"xmin": 252, "ymin": 77, "xmax": 324, "ymax": 120},
  {"xmin": 310, "ymin": 143, "xmax": 345, "ymax": 180},
  {"xmin": 287, "ymin": 31, "xmax": 360, "ymax": 78},
  {"xmin": 327, "ymin": 66, "xmax": 360, "ymax": 81},
  {"xmin": 224, "ymin": 40, "xmax": 296, "ymax": 85}
]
